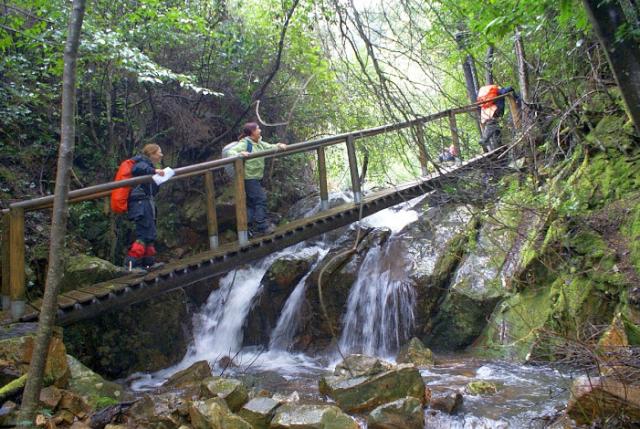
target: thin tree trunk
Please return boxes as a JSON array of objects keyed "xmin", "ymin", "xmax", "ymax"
[
  {"xmin": 583, "ymin": 0, "xmax": 640, "ymax": 133},
  {"xmin": 514, "ymin": 27, "xmax": 530, "ymax": 104},
  {"xmin": 485, "ymin": 44, "xmax": 494, "ymax": 84},
  {"xmin": 17, "ymin": 0, "xmax": 86, "ymax": 425}
]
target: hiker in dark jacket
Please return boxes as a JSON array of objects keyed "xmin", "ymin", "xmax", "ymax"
[{"xmin": 124, "ymin": 144, "xmax": 165, "ymax": 270}]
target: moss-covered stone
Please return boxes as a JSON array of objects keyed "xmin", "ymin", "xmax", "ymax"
[
  {"xmin": 66, "ymin": 355, "xmax": 127, "ymax": 410},
  {"xmin": 59, "ymin": 254, "xmax": 127, "ymax": 293},
  {"xmin": 64, "ymin": 289, "xmax": 191, "ymax": 379},
  {"xmin": 270, "ymin": 403, "xmax": 359, "ymax": 429}
]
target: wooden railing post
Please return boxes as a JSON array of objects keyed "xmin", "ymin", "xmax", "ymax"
[
  {"xmin": 1, "ymin": 212, "xmax": 10, "ymax": 311},
  {"xmin": 448, "ymin": 112, "xmax": 461, "ymax": 162},
  {"xmin": 9, "ymin": 207, "xmax": 25, "ymax": 320},
  {"xmin": 345, "ymin": 135, "xmax": 361, "ymax": 203},
  {"xmin": 415, "ymin": 123, "xmax": 429, "ymax": 176},
  {"xmin": 316, "ymin": 147, "xmax": 329, "ymax": 211},
  {"xmin": 234, "ymin": 159, "xmax": 249, "ymax": 245},
  {"xmin": 507, "ymin": 93, "xmax": 521, "ymax": 129},
  {"xmin": 204, "ymin": 171, "xmax": 219, "ymax": 249}
]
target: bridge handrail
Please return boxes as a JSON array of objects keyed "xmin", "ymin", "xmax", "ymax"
[{"xmin": 6, "ymin": 95, "xmax": 513, "ymax": 212}]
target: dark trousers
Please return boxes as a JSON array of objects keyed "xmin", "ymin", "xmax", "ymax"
[
  {"xmin": 480, "ymin": 119, "xmax": 502, "ymax": 153},
  {"xmin": 245, "ymin": 179, "xmax": 268, "ymax": 231},
  {"xmin": 128, "ymin": 198, "xmax": 157, "ymax": 243}
]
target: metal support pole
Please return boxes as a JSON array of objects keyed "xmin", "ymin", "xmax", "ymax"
[
  {"xmin": 1, "ymin": 212, "xmax": 10, "ymax": 311},
  {"xmin": 9, "ymin": 207, "xmax": 25, "ymax": 320},
  {"xmin": 415, "ymin": 123, "xmax": 429, "ymax": 176},
  {"xmin": 345, "ymin": 135, "xmax": 361, "ymax": 203},
  {"xmin": 317, "ymin": 147, "xmax": 329, "ymax": 211},
  {"xmin": 204, "ymin": 171, "xmax": 219, "ymax": 249},
  {"xmin": 234, "ymin": 159, "xmax": 249, "ymax": 245}
]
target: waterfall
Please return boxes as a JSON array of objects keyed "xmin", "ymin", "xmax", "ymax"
[
  {"xmin": 269, "ymin": 248, "xmax": 329, "ymax": 350},
  {"xmin": 338, "ymin": 236, "xmax": 416, "ymax": 357}
]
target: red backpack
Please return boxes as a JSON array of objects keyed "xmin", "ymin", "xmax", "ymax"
[{"xmin": 110, "ymin": 159, "xmax": 136, "ymax": 213}]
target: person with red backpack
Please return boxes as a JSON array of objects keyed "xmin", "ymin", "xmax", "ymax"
[
  {"xmin": 477, "ymin": 84, "xmax": 514, "ymax": 153},
  {"xmin": 124, "ymin": 144, "xmax": 166, "ymax": 270}
]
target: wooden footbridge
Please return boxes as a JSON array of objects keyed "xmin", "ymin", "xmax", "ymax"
[{"xmin": 1, "ymin": 95, "xmax": 519, "ymax": 326}]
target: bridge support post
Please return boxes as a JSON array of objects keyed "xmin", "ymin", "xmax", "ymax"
[
  {"xmin": 204, "ymin": 171, "xmax": 219, "ymax": 249},
  {"xmin": 316, "ymin": 147, "xmax": 329, "ymax": 210},
  {"xmin": 9, "ymin": 207, "xmax": 25, "ymax": 320},
  {"xmin": 448, "ymin": 112, "xmax": 461, "ymax": 162},
  {"xmin": 1, "ymin": 212, "xmax": 10, "ymax": 311},
  {"xmin": 234, "ymin": 159, "xmax": 249, "ymax": 245},
  {"xmin": 345, "ymin": 135, "xmax": 361, "ymax": 204},
  {"xmin": 415, "ymin": 123, "xmax": 429, "ymax": 176}
]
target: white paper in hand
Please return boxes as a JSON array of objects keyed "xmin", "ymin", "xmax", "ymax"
[{"xmin": 152, "ymin": 167, "xmax": 175, "ymax": 185}]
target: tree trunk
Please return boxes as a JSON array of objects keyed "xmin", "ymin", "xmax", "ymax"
[
  {"xmin": 17, "ymin": 0, "xmax": 86, "ymax": 425},
  {"xmin": 485, "ymin": 44, "xmax": 495, "ymax": 84},
  {"xmin": 514, "ymin": 27, "xmax": 530, "ymax": 104},
  {"xmin": 583, "ymin": 0, "xmax": 640, "ymax": 133}
]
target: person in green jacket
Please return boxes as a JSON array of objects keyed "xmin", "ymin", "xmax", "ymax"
[{"xmin": 227, "ymin": 122, "xmax": 287, "ymax": 235}]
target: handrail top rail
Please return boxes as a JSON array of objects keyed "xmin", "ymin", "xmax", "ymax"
[{"xmin": 8, "ymin": 94, "xmax": 514, "ymax": 211}]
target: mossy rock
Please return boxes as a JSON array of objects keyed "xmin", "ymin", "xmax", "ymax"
[
  {"xmin": 66, "ymin": 355, "xmax": 127, "ymax": 409},
  {"xmin": 466, "ymin": 380, "xmax": 499, "ymax": 395},
  {"xmin": 59, "ymin": 254, "xmax": 127, "ymax": 293}
]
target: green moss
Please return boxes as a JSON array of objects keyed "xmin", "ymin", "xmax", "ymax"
[{"xmin": 95, "ymin": 396, "xmax": 119, "ymax": 409}]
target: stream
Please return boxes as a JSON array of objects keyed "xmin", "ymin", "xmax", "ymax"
[{"xmin": 129, "ymin": 196, "xmax": 571, "ymax": 428}]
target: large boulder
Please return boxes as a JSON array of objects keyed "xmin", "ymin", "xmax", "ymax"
[
  {"xmin": 66, "ymin": 355, "xmax": 128, "ymax": 409},
  {"xmin": 59, "ymin": 254, "xmax": 127, "ymax": 293},
  {"xmin": 244, "ymin": 252, "xmax": 318, "ymax": 346},
  {"xmin": 201, "ymin": 376, "xmax": 249, "ymax": 411},
  {"xmin": 0, "ymin": 323, "xmax": 70, "ymax": 388},
  {"xmin": 270, "ymin": 403, "xmax": 359, "ymax": 429},
  {"xmin": 295, "ymin": 227, "xmax": 390, "ymax": 352},
  {"xmin": 566, "ymin": 376, "xmax": 640, "ymax": 425},
  {"xmin": 165, "ymin": 360, "xmax": 212, "ymax": 388},
  {"xmin": 424, "ymin": 208, "xmax": 515, "ymax": 351},
  {"xmin": 319, "ymin": 359, "xmax": 427, "ymax": 413},
  {"xmin": 189, "ymin": 397, "xmax": 252, "ymax": 429},
  {"xmin": 128, "ymin": 392, "xmax": 191, "ymax": 428},
  {"xmin": 333, "ymin": 354, "xmax": 392, "ymax": 378},
  {"xmin": 236, "ymin": 397, "xmax": 281, "ymax": 429},
  {"xmin": 429, "ymin": 391, "xmax": 463, "ymax": 414},
  {"xmin": 396, "ymin": 338, "xmax": 434, "ymax": 367},
  {"xmin": 402, "ymin": 204, "xmax": 476, "ymax": 340},
  {"xmin": 64, "ymin": 288, "xmax": 192, "ymax": 378},
  {"xmin": 367, "ymin": 396, "xmax": 424, "ymax": 429}
]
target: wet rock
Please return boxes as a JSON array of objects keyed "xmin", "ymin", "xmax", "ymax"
[
  {"xmin": 0, "ymin": 400, "xmax": 17, "ymax": 426},
  {"xmin": 0, "ymin": 323, "xmax": 70, "ymax": 388},
  {"xmin": 39, "ymin": 385, "xmax": 62, "ymax": 409},
  {"xmin": 64, "ymin": 289, "xmax": 192, "ymax": 379},
  {"xmin": 270, "ymin": 403, "xmax": 358, "ymax": 429},
  {"xmin": 244, "ymin": 253, "xmax": 317, "ymax": 346},
  {"xmin": 66, "ymin": 355, "xmax": 127, "ymax": 409},
  {"xmin": 429, "ymin": 392, "xmax": 463, "ymax": 414},
  {"xmin": 128, "ymin": 393, "xmax": 189, "ymax": 428},
  {"xmin": 367, "ymin": 396, "xmax": 424, "ymax": 429},
  {"xmin": 320, "ymin": 359, "xmax": 427, "ymax": 413},
  {"xmin": 239, "ymin": 371, "xmax": 288, "ymax": 395},
  {"xmin": 466, "ymin": 380, "xmax": 499, "ymax": 395},
  {"xmin": 165, "ymin": 361, "xmax": 212, "ymax": 388},
  {"xmin": 403, "ymin": 204, "xmax": 476, "ymax": 341},
  {"xmin": 396, "ymin": 338, "xmax": 434, "ymax": 367},
  {"xmin": 59, "ymin": 254, "xmax": 127, "ymax": 293},
  {"xmin": 189, "ymin": 397, "xmax": 228, "ymax": 429},
  {"xmin": 201, "ymin": 377, "xmax": 248, "ymax": 411},
  {"xmin": 296, "ymin": 227, "xmax": 389, "ymax": 352},
  {"xmin": 333, "ymin": 354, "xmax": 392, "ymax": 378},
  {"xmin": 566, "ymin": 376, "xmax": 640, "ymax": 425},
  {"xmin": 236, "ymin": 397, "xmax": 281, "ymax": 429},
  {"xmin": 217, "ymin": 355, "xmax": 237, "ymax": 369},
  {"xmin": 58, "ymin": 390, "xmax": 91, "ymax": 420}
]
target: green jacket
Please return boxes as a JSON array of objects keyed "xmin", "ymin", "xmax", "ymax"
[{"xmin": 226, "ymin": 137, "xmax": 276, "ymax": 180}]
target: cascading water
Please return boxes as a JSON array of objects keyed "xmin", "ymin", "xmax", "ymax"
[{"xmin": 338, "ymin": 237, "xmax": 416, "ymax": 357}]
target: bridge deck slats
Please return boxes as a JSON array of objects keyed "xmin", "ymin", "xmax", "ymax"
[
  {"xmin": 80, "ymin": 283, "xmax": 124, "ymax": 298},
  {"xmin": 56, "ymin": 295, "xmax": 78, "ymax": 309},
  {"xmin": 62, "ymin": 290, "xmax": 96, "ymax": 304}
]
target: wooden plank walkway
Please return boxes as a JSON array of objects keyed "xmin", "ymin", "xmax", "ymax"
[{"xmin": 15, "ymin": 148, "xmax": 504, "ymax": 326}]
